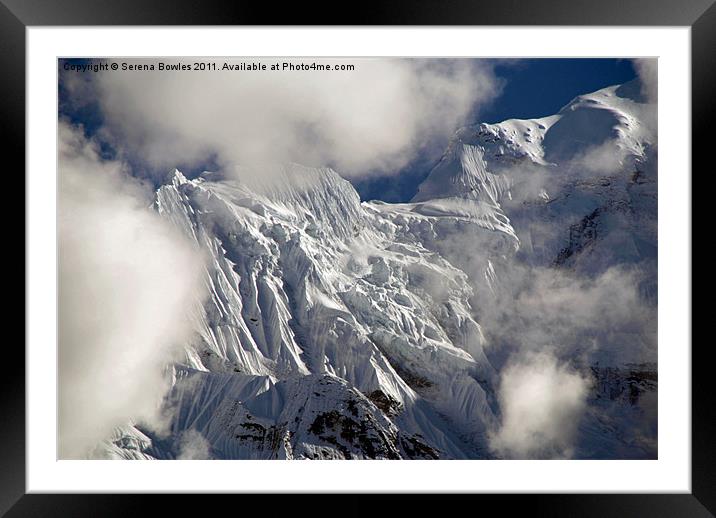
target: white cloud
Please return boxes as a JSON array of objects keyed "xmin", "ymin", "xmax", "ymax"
[
  {"xmin": 66, "ymin": 58, "xmax": 501, "ymax": 180},
  {"xmin": 568, "ymin": 138, "xmax": 632, "ymax": 176},
  {"xmin": 493, "ymin": 265, "xmax": 654, "ymax": 360},
  {"xmin": 489, "ymin": 351, "xmax": 590, "ymax": 459},
  {"xmin": 58, "ymin": 121, "xmax": 206, "ymax": 458},
  {"xmin": 176, "ymin": 429, "xmax": 212, "ymax": 460},
  {"xmin": 632, "ymin": 58, "xmax": 657, "ymax": 103},
  {"xmin": 426, "ymin": 212, "xmax": 656, "ymax": 365}
]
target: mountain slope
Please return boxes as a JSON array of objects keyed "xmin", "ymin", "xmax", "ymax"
[{"xmin": 100, "ymin": 80, "xmax": 657, "ymax": 460}]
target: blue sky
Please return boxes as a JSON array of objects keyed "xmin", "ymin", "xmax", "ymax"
[
  {"xmin": 479, "ymin": 59, "xmax": 636, "ymax": 123},
  {"xmin": 60, "ymin": 58, "xmax": 638, "ymax": 203}
]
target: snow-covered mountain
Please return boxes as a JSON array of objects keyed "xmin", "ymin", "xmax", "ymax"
[{"xmin": 100, "ymin": 79, "xmax": 657, "ymax": 460}]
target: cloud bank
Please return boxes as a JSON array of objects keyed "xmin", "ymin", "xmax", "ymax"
[
  {"xmin": 480, "ymin": 265, "xmax": 656, "ymax": 365},
  {"xmin": 62, "ymin": 58, "xmax": 501, "ymax": 181},
  {"xmin": 58, "ymin": 121, "xmax": 205, "ymax": 458}
]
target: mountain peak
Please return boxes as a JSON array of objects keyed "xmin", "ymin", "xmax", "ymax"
[
  {"xmin": 170, "ymin": 168, "xmax": 190, "ymax": 187},
  {"xmin": 413, "ymin": 80, "xmax": 654, "ymax": 206}
]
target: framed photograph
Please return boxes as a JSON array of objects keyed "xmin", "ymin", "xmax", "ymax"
[{"xmin": 7, "ymin": 0, "xmax": 710, "ymax": 515}]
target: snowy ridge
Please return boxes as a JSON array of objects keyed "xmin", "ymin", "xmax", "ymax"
[{"xmin": 140, "ymin": 163, "xmax": 504, "ymax": 459}]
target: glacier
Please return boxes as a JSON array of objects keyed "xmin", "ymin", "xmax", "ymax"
[{"xmin": 99, "ymin": 79, "xmax": 657, "ymax": 460}]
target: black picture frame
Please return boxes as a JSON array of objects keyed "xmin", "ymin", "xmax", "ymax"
[{"xmin": 5, "ymin": 0, "xmax": 710, "ymax": 515}]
